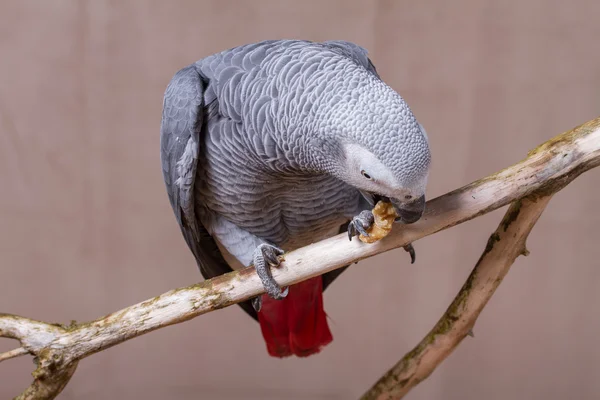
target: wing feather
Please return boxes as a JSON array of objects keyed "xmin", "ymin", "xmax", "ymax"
[{"xmin": 160, "ymin": 65, "xmax": 258, "ymax": 320}]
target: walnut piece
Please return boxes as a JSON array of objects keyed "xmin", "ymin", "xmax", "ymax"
[{"xmin": 359, "ymin": 201, "xmax": 398, "ymax": 243}]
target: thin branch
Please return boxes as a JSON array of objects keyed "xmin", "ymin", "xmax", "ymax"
[
  {"xmin": 1, "ymin": 116, "xmax": 600, "ymax": 399},
  {"xmin": 361, "ymin": 194, "xmax": 552, "ymax": 400},
  {"xmin": 0, "ymin": 347, "xmax": 28, "ymax": 362}
]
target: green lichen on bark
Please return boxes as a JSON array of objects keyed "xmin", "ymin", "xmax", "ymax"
[
  {"xmin": 527, "ymin": 117, "xmax": 600, "ymax": 158},
  {"xmin": 366, "ymin": 267, "xmax": 479, "ymax": 398},
  {"xmin": 483, "ymin": 233, "xmax": 501, "ymax": 255},
  {"xmin": 502, "ymin": 200, "xmax": 522, "ymax": 232},
  {"xmin": 190, "ymin": 288, "xmax": 229, "ymax": 312}
]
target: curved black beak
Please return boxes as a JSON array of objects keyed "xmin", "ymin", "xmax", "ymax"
[{"xmin": 392, "ymin": 195, "xmax": 426, "ymax": 224}]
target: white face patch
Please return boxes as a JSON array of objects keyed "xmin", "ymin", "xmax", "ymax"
[{"xmin": 342, "ymin": 143, "xmax": 408, "ymax": 199}]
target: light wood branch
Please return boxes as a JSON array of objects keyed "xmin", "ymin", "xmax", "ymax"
[
  {"xmin": 1, "ymin": 116, "xmax": 600, "ymax": 400},
  {"xmin": 0, "ymin": 347, "xmax": 28, "ymax": 362},
  {"xmin": 361, "ymin": 194, "xmax": 552, "ymax": 400}
]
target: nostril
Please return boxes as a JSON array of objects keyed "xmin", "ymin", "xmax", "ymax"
[{"xmin": 404, "ymin": 194, "xmax": 413, "ymax": 200}]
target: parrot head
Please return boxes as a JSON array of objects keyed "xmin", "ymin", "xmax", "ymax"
[
  {"xmin": 328, "ymin": 101, "xmax": 431, "ymax": 224},
  {"xmin": 300, "ymin": 61, "xmax": 431, "ymax": 224}
]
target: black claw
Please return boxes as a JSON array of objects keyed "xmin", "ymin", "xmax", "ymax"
[
  {"xmin": 348, "ymin": 223, "xmax": 357, "ymax": 240},
  {"xmin": 252, "ymin": 296, "xmax": 262, "ymax": 312},
  {"xmin": 403, "ymin": 244, "xmax": 416, "ymax": 264},
  {"xmin": 264, "ymin": 252, "xmax": 279, "ymax": 266},
  {"xmin": 355, "ymin": 223, "xmax": 370, "ymax": 237},
  {"xmin": 264, "ymin": 246, "xmax": 284, "ymax": 265},
  {"xmin": 467, "ymin": 329, "xmax": 475, "ymax": 338},
  {"xmin": 270, "ymin": 246, "xmax": 285, "ymax": 265},
  {"xmin": 348, "ymin": 210, "xmax": 375, "ymax": 241}
]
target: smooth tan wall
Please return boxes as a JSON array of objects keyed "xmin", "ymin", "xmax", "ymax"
[{"xmin": 2, "ymin": 1, "xmax": 600, "ymax": 399}]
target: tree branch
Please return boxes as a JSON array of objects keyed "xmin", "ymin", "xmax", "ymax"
[
  {"xmin": 1, "ymin": 116, "xmax": 600, "ymax": 399},
  {"xmin": 361, "ymin": 194, "xmax": 552, "ymax": 400},
  {"xmin": 0, "ymin": 347, "xmax": 28, "ymax": 363}
]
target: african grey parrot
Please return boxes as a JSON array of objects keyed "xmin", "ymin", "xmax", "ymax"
[{"xmin": 160, "ymin": 40, "xmax": 431, "ymax": 358}]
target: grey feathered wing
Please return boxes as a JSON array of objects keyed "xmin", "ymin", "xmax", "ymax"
[{"xmin": 160, "ymin": 65, "xmax": 260, "ymax": 320}]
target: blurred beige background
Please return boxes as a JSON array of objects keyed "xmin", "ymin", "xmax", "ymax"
[{"xmin": 1, "ymin": 1, "xmax": 600, "ymax": 399}]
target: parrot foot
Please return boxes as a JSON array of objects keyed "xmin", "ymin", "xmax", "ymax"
[
  {"xmin": 347, "ymin": 209, "xmax": 417, "ymax": 264},
  {"xmin": 251, "ymin": 243, "xmax": 289, "ymax": 312},
  {"xmin": 347, "ymin": 210, "xmax": 375, "ymax": 241}
]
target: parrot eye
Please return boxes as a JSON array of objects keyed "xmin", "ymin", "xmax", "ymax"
[
  {"xmin": 405, "ymin": 195, "xmax": 413, "ymax": 200},
  {"xmin": 361, "ymin": 170, "xmax": 373, "ymax": 180}
]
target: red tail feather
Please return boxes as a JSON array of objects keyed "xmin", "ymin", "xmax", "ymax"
[{"xmin": 257, "ymin": 276, "xmax": 333, "ymax": 358}]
